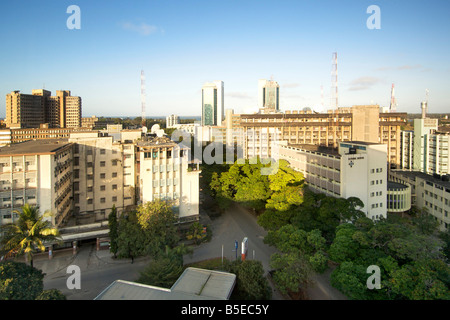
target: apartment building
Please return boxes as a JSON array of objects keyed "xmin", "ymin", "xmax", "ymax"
[
  {"xmin": 69, "ymin": 132, "xmax": 135, "ymax": 221},
  {"xmin": 0, "ymin": 140, "xmax": 73, "ymax": 227},
  {"xmin": 6, "ymin": 91, "xmax": 44, "ymax": 128},
  {"xmin": 278, "ymin": 141, "xmax": 388, "ymax": 220},
  {"xmin": 400, "ymin": 106, "xmax": 449, "ymax": 175},
  {"xmin": 389, "ymin": 170, "xmax": 450, "ymax": 231},
  {"xmin": 5, "ymin": 89, "xmax": 82, "ymax": 129},
  {"xmin": 136, "ymin": 135, "xmax": 200, "ymax": 221}
]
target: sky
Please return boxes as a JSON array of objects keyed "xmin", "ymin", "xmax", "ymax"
[{"xmin": 1, "ymin": 0, "xmax": 449, "ymax": 117}]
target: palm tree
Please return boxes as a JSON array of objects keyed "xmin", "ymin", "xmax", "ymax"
[{"xmin": 0, "ymin": 204, "xmax": 61, "ymax": 268}]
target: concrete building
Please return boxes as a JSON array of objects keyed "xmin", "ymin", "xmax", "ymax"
[
  {"xmin": 258, "ymin": 79, "xmax": 280, "ymax": 112},
  {"xmin": 278, "ymin": 141, "xmax": 388, "ymax": 220},
  {"xmin": 389, "ymin": 170, "xmax": 450, "ymax": 231},
  {"xmin": 136, "ymin": 135, "xmax": 200, "ymax": 222},
  {"xmin": 399, "ymin": 102, "xmax": 449, "ymax": 175},
  {"xmin": 81, "ymin": 116, "xmax": 99, "ymax": 129},
  {"xmin": 6, "ymin": 91, "xmax": 44, "ymax": 128},
  {"xmin": 201, "ymin": 81, "xmax": 224, "ymax": 126},
  {"xmin": 166, "ymin": 114, "xmax": 180, "ymax": 128},
  {"xmin": 240, "ymin": 106, "xmax": 406, "ymax": 168},
  {"xmin": 69, "ymin": 132, "xmax": 135, "ymax": 222},
  {"xmin": 5, "ymin": 89, "xmax": 82, "ymax": 129},
  {"xmin": 0, "ymin": 139, "xmax": 73, "ymax": 227}
]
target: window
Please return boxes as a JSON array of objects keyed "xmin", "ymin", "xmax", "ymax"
[
  {"xmin": 112, "ymin": 160, "xmax": 118, "ymax": 166},
  {"xmin": 112, "ymin": 196, "xmax": 117, "ymax": 202},
  {"xmin": 112, "ymin": 184, "xmax": 117, "ymax": 190},
  {"xmin": 87, "ymin": 199, "xmax": 93, "ymax": 204},
  {"xmin": 100, "ymin": 149, "xmax": 106, "ymax": 155},
  {"xmin": 100, "ymin": 185, "xmax": 106, "ymax": 191},
  {"xmin": 100, "ymin": 198, "xmax": 106, "ymax": 203},
  {"xmin": 112, "ymin": 172, "xmax": 118, "ymax": 178},
  {"xmin": 100, "ymin": 173, "xmax": 106, "ymax": 179},
  {"xmin": 100, "ymin": 161, "xmax": 106, "ymax": 167}
]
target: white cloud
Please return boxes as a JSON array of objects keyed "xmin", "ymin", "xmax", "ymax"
[
  {"xmin": 121, "ymin": 22, "xmax": 159, "ymax": 36},
  {"xmin": 348, "ymin": 76, "xmax": 382, "ymax": 91},
  {"xmin": 283, "ymin": 83, "xmax": 300, "ymax": 89}
]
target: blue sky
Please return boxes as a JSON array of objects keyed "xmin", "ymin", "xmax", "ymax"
[{"xmin": 1, "ymin": 0, "xmax": 449, "ymax": 117}]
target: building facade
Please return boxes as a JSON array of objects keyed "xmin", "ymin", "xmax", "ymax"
[
  {"xmin": 278, "ymin": 141, "xmax": 388, "ymax": 220},
  {"xmin": 258, "ymin": 79, "xmax": 280, "ymax": 112},
  {"xmin": 5, "ymin": 89, "xmax": 82, "ymax": 129},
  {"xmin": 136, "ymin": 136, "xmax": 200, "ymax": 221},
  {"xmin": 0, "ymin": 140, "xmax": 73, "ymax": 227},
  {"xmin": 201, "ymin": 81, "xmax": 224, "ymax": 126},
  {"xmin": 239, "ymin": 106, "xmax": 406, "ymax": 168},
  {"xmin": 389, "ymin": 170, "xmax": 450, "ymax": 231}
]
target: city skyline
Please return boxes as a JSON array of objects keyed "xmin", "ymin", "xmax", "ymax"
[{"xmin": 1, "ymin": 0, "xmax": 450, "ymax": 117}]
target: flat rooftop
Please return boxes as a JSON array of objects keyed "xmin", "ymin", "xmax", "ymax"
[
  {"xmin": 391, "ymin": 170, "xmax": 450, "ymax": 190},
  {"xmin": 94, "ymin": 267, "xmax": 236, "ymax": 300},
  {"xmin": 285, "ymin": 143, "xmax": 340, "ymax": 157},
  {"xmin": 0, "ymin": 139, "xmax": 71, "ymax": 156}
]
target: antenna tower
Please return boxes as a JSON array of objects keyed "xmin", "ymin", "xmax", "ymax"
[
  {"xmin": 389, "ymin": 83, "xmax": 397, "ymax": 112},
  {"xmin": 331, "ymin": 52, "xmax": 338, "ymax": 111},
  {"xmin": 141, "ymin": 70, "xmax": 146, "ymax": 127}
]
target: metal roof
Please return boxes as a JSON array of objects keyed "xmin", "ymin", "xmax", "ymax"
[{"xmin": 94, "ymin": 267, "xmax": 236, "ymax": 300}]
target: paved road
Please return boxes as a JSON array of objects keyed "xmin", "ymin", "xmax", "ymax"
[
  {"xmin": 185, "ymin": 203, "xmax": 278, "ymax": 273},
  {"xmin": 38, "ymin": 202, "xmax": 346, "ymax": 300}
]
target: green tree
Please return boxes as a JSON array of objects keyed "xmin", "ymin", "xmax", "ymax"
[
  {"xmin": 108, "ymin": 205, "xmax": 119, "ymax": 258},
  {"xmin": 269, "ymin": 252, "xmax": 313, "ymax": 295},
  {"xmin": 330, "ymin": 261, "xmax": 369, "ymax": 300},
  {"xmin": 116, "ymin": 212, "xmax": 147, "ymax": 263},
  {"xmin": 228, "ymin": 260, "xmax": 272, "ymax": 300},
  {"xmin": 136, "ymin": 200, "xmax": 179, "ymax": 257},
  {"xmin": 35, "ymin": 289, "xmax": 66, "ymax": 300},
  {"xmin": 0, "ymin": 261, "xmax": 44, "ymax": 300},
  {"xmin": 328, "ymin": 224, "xmax": 361, "ymax": 263},
  {"xmin": 136, "ymin": 245, "xmax": 191, "ymax": 288},
  {"xmin": 0, "ymin": 204, "xmax": 60, "ymax": 267},
  {"xmin": 186, "ymin": 222, "xmax": 206, "ymax": 245},
  {"xmin": 388, "ymin": 259, "xmax": 450, "ymax": 300}
]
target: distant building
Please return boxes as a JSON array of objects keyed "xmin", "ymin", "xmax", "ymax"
[
  {"xmin": 5, "ymin": 89, "xmax": 82, "ymax": 129},
  {"xmin": 400, "ymin": 102, "xmax": 449, "ymax": 175},
  {"xmin": 166, "ymin": 114, "xmax": 180, "ymax": 128},
  {"xmin": 258, "ymin": 79, "xmax": 280, "ymax": 112},
  {"xmin": 81, "ymin": 116, "xmax": 99, "ymax": 129},
  {"xmin": 240, "ymin": 106, "xmax": 406, "ymax": 168},
  {"xmin": 201, "ymin": 81, "xmax": 224, "ymax": 126}
]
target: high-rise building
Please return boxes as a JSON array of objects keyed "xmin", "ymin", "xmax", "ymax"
[
  {"xmin": 258, "ymin": 79, "xmax": 280, "ymax": 112},
  {"xmin": 5, "ymin": 89, "xmax": 82, "ymax": 129},
  {"xmin": 6, "ymin": 91, "xmax": 45, "ymax": 128},
  {"xmin": 166, "ymin": 114, "xmax": 180, "ymax": 128},
  {"xmin": 201, "ymin": 81, "xmax": 224, "ymax": 126},
  {"xmin": 399, "ymin": 102, "xmax": 449, "ymax": 175}
]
